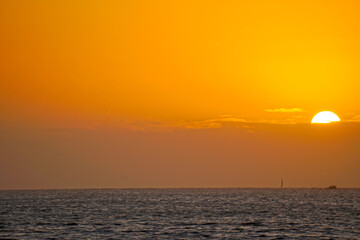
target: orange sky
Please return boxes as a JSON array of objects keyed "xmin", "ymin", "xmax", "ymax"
[{"xmin": 1, "ymin": 0, "xmax": 360, "ymax": 189}]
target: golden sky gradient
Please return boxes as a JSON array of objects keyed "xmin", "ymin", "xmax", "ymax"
[{"xmin": 1, "ymin": 0, "xmax": 360, "ymax": 189}]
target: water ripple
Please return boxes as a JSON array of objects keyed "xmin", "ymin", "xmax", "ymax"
[{"xmin": 0, "ymin": 188, "xmax": 359, "ymax": 239}]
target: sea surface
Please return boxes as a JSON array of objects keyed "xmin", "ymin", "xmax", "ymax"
[{"xmin": 0, "ymin": 188, "xmax": 359, "ymax": 239}]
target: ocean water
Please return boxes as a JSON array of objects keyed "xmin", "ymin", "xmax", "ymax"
[{"xmin": 0, "ymin": 189, "xmax": 359, "ymax": 239}]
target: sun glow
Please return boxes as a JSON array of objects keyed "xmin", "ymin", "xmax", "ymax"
[{"xmin": 311, "ymin": 111, "xmax": 340, "ymax": 124}]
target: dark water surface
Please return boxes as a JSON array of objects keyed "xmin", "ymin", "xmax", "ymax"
[{"xmin": 1, "ymin": 189, "xmax": 359, "ymax": 239}]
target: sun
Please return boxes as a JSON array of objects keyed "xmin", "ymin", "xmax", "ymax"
[{"xmin": 311, "ymin": 111, "xmax": 340, "ymax": 124}]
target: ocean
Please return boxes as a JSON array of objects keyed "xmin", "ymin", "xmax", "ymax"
[{"xmin": 1, "ymin": 188, "xmax": 359, "ymax": 239}]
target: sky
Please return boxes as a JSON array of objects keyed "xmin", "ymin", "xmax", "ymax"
[{"xmin": 1, "ymin": 0, "xmax": 360, "ymax": 189}]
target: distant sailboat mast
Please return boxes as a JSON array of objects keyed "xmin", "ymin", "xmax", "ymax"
[{"xmin": 281, "ymin": 179, "xmax": 284, "ymax": 188}]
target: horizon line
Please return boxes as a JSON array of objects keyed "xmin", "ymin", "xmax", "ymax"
[{"xmin": 1, "ymin": 186, "xmax": 359, "ymax": 191}]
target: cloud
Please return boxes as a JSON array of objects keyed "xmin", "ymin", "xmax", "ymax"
[
  {"xmin": 347, "ymin": 114, "xmax": 360, "ymax": 122},
  {"xmin": 264, "ymin": 108, "xmax": 304, "ymax": 113},
  {"xmin": 119, "ymin": 114, "xmax": 311, "ymax": 132},
  {"xmin": 181, "ymin": 117, "xmax": 248, "ymax": 129},
  {"xmin": 202, "ymin": 117, "xmax": 248, "ymax": 123},
  {"xmin": 354, "ymin": 115, "xmax": 360, "ymax": 120}
]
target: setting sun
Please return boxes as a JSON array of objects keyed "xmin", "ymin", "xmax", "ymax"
[{"xmin": 311, "ymin": 111, "xmax": 341, "ymax": 124}]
